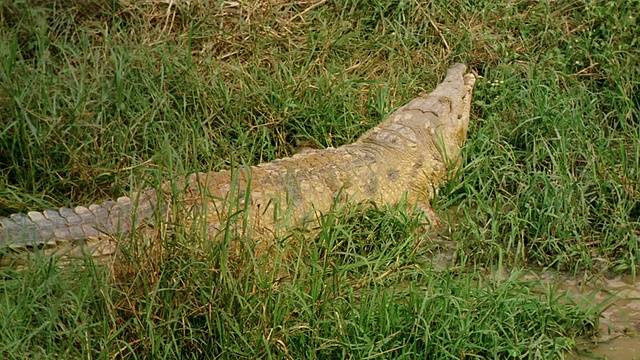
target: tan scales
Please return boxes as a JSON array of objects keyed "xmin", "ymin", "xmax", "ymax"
[{"xmin": 0, "ymin": 63, "xmax": 476, "ymax": 262}]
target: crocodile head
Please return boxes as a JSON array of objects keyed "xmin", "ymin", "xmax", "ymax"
[
  {"xmin": 382, "ymin": 63, "xmax": 476, "ymax": 169},
  {"xmin": 430, "ymin": 63, "xmax": 476, "ymax": 156}
]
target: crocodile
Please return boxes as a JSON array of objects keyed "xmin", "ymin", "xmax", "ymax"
[{"xmin": 0, "ymin": 63, "xmax": 476, "ymax": 263}]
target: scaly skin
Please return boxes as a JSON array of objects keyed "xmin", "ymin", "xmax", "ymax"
[{"xmin": 0, "ymin": 63, "xmax": 475, "ymax": 261}]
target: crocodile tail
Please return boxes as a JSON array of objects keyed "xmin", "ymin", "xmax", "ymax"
[{"xmin": 0, "ymin": 188, "xmax": 159, "ymax": 257}]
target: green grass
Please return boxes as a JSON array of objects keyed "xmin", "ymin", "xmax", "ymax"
[
  {"xmin": 1, "ymin": 202, "xmax": 597, "ymax": 359},
  {"xmin": 0, "ymin": 0, "xmax": 638, "ymax": 358}
]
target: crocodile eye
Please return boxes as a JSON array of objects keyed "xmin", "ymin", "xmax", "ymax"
[{"xmin": 438, "ymin": 96, "xmax": 452, "ymax": 112}]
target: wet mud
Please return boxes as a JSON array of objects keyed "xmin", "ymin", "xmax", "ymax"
[
  {"xmin": 426, "ymin": 237, "xmax": 640, "ymax": 360},
  {"xmin": 541, "ymin": 272, "xmax": 640, "ymax": 360}
]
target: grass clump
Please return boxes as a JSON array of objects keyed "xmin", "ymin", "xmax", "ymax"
[
  {"xmin": 1, "ymin": 203, "xmax": 596, "ymax": 358},
  {"xmin": 1, "ymin": 0, "xmax": 638, "ymax": 358}
]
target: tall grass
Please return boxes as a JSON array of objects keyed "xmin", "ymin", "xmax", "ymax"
[{"xmin": 1, "ymin": 0, "xmax": 638, "ymax": 358}]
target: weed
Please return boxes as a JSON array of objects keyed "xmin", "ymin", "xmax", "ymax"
[{"xmin": 2, "ymin": 0, "xmax": 638, "ymax": 357}]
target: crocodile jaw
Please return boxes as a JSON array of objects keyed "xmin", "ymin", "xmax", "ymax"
[{"xmin": 408, "ymin": 63, "xmax": 476, "ymax": 165}]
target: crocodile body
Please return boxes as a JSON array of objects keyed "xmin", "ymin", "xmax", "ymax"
[{"xmin": 0, "ymin": 64, "xmax": 476, "ymax": 261}]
